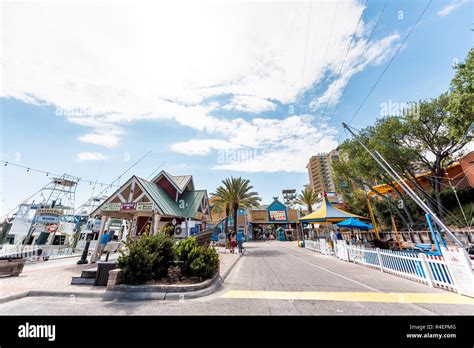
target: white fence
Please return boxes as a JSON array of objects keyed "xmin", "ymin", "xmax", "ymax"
[{"xmin": 304, "ymin": 239, "xmax": 460, "ymax": 293}]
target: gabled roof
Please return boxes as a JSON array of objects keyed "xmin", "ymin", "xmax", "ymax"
[
  {"xmin": 267, "ymin": 198, "xmax": 287, "ymax": 211},
  {"xmin": 151, "ymin": 170, "xmax": 194, "ymax": 194},
  {"xmin": 172, "ymin": 175, "xmax": 193, "ymax": 191},
  {"xmin": 91, "ymin": 174, "xmax": 208, "ymax": 218},
  {"xmin": 136, "ymin": 177, "xmax": 183, "ymax": 216}
]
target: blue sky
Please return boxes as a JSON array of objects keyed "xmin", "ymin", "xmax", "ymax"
[{"xmin": 0, "ymin": 0, "xmax": 472, "ymax": 216}]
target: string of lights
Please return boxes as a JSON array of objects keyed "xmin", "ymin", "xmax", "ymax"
[{"xmin": 0, "ymin": 160, "xmax": 120, "ymax": 188}]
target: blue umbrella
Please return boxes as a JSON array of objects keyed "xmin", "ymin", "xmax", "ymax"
[{"xmin": 336, "ymin": 217, "xmax": 373, "ymax": 230}]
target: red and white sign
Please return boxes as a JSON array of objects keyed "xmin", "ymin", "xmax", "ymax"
[{"xmin": 121, "ymin": 203, "xmax": 137, "ymax": 211}]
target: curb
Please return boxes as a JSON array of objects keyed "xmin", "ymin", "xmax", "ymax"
[
  {"xmin": 0, "ymin": 291, "xmax": 30, "ymax": 304},
  {"xmin": 0, "ymin": 248, "xmax": 246, "ymax": 304}
]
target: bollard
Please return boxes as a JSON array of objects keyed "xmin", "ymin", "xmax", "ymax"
[{"xmin": 77, "ymin": 240, "xmax": 91, "ymax": 265}]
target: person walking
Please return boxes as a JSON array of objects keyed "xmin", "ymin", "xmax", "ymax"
[
  {"xmin": 236, "ymin": 230, "xmax": 244, "ymax": 254},
  {"xmin": 99, "ymin": 230, "xmax": 110, "ymax": 259},
  {"xmin": 230, "ymin": 232, "xmax": 237, "ymax": 254}
]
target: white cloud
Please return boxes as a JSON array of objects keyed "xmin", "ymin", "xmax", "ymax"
[
  {"xmin": 76, "ymin": 152, "xmax": 109, "ymax": 161},
  {"xmin": 437, "ymin": 0, "xmax": 468, "ymax": 16},
  {"xmin": 223, "ymin": 95, "xmax": 277, "ymax": 113},
  {"xmin": 2, "ymin": 0, "xmax": 400, "ymax": 171},
  {"xmin": 170, "ymin": 139, "xmax": 239, "ymax": 156},
  {"xmin": 78, "ymin": 131, "xmax": 122, "ymax": 148}
]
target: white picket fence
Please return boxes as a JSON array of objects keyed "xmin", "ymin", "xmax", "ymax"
[{"xmin": 304, "ymin": 239, "xmax": 458, "ymax": 293}]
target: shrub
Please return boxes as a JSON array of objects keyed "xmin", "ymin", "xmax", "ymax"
[
  {"xmin": 174, "ymin": 237, "xmax": 219, "ymax": 280},
  {"xmin": 189, "ymin": 245, "xmax": 219, "ymax": 280},
  {"xmin": 174, "ymin": 237, "xmax": 198, "ymax": 276},
  {"xmin": 118, "ymin": 233, "xmax": 175, "ymax": 285}
]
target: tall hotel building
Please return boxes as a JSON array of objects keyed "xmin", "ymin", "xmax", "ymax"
[{"xmin": 306, "ymin": 148, "xmax": 341, "ymax": 203}]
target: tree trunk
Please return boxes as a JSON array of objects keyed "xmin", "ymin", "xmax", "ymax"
[
  {"xmin": 432, "ymin": 156, "xmax": 443, "ymax": 217},
  {"xmin": 224, "ymin": 206, "xmax": 230, "ymax": 237},
  {"xmin": 232, "ymin": 206, "xmax": 239, "ymax": 238},
  {"xmin": 307, "ymin": 204, "xmax": 313, "ymax": 213}
]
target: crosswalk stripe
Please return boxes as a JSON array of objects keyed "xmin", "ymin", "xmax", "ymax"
[{"xmin": 221, "ymin": 290, "xmax": 474, "ymax": 304}]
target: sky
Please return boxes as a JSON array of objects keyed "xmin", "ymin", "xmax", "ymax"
[{"xmin": 0, "ymin": 0, "xmax": 472, "ymax": 216}]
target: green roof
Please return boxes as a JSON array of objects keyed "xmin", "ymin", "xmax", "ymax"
[
  {"xmin": 136, "ymin": 177, "xmax": 205, "ymax": 218},
  {"xmin": 180, "ymin": 190, "xmax": 207, "ymax": 217}
]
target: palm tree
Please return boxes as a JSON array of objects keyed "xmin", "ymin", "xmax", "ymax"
[
  {"xmin": 211, "ymin": 185, "xmax": 232, "ymax": 236},
  {"xmin": 296, "ymin": 187, "xmax": 317, "ymax": 213},
  {"xmin": 211, "ymin": 177, "xmax": 261, "ymax": 237}
]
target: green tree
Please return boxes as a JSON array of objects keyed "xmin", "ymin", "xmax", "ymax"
[
  {"xmin": 295, "ymin": 187, "xmax": 318, "ymax": 213},
  {"xmin": 211, "ymin": 177, "xmax": 261, "ymax": 236},
  {"xmin": 334, "ymin": 50, "xmax": 473, "ymax": 228}
]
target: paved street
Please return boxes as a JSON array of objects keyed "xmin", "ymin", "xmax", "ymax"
[{"xmin": 0, "ymin": 241, "xmax": 473, "ymax": 315}]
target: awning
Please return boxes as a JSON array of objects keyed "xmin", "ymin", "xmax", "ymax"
[
  {"xmin": 298, "ymin": 195, "xmax": 370, "ymax": 223},
  {"xmin": 336, "ymin": 217, "xmax": 373, "ymax": 230}
]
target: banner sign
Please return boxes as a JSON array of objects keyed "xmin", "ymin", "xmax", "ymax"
[
  {"xmin": 102, "ymin": 203, "xmax": 121, "ymax": 212},
  {"xmin": 35, "ymin": 215, "xmax": 61, "ymax": 224},
  {"xmin": 102, "ymin": 202, "xmax": 154, "ymax": 212},
  {"xmin": 269, "ymin": 210, "xmax": 287, "ymax": 221},
  {"xmin": 36, "ymin": 208, "xmax": 63, "ymax": 216},
  {"xmin": 136, "ymin": 202, "xmax": 154, "ymax": 211},
  {"xmin": 121, "ymin": 203, "xmax": 137, "ymax": 211}
]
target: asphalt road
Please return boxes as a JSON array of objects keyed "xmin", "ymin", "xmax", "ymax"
[{"xmin": 0, "ymin": 241, "xmax": 473, "ymax": 315}]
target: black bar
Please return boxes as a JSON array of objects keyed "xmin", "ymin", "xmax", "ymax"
[{"xmin": 0, "ymin": 315, "xmax": 471, "ymax": 347}]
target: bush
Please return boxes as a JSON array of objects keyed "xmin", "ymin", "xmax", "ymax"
[
  {"xmin": 118, "ymin": 233, "xmax": 175, "ymax": 285},
  {"xmin": 189, "ymin": 245, "xmax": 219, "ymax": 280},
  {"xmin": 174, "ymin": 237, "xmax": 219, "ymax": 280},
  {"xmin": 174, "ymin": 237, "xmax": 198, "ymax": 276}
]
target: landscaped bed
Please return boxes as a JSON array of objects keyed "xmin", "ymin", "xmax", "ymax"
[{"xmin": 111, "ymin": 232, "xmax": 219, "ymax": 288}]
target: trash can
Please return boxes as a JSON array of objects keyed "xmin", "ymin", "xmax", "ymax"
[{"xmin": 94, "ymin": 261, "xmax": 117, "ymax": 286}]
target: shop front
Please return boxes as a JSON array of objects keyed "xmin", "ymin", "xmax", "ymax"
[
  {"xmin": 90, "ymin": 171, "xmax": 210, "ymax": 262},
  {"xmin": 248, "ymin": 198, "xmax": 299, "ymax": 241}
]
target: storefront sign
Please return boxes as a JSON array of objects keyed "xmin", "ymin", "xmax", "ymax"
[
  {"xmin": 121, "ymin": 203, "xmax": 137, "ymax": 211},
  {"xmin": 36, "ymin": 208, "xmax": 63, "ymax": 216},
  {"xmin": 102, "ymin": 203, "xmax": 121, "ymax": 212},
  {"xmin": 269, "ymin": 210, "xmax": 287, "ymax": 221},
  {"xmin": 136, "ymin": 202, "xmax": 154, "ymax": 211},
  {"xmin": 35, "ymin": 215, "xmax": 61, "ymax": 224}
]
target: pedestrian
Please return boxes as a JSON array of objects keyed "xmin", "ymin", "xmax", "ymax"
[
  {"xmin": 330, "ymin": 229, "xmax": 337, "ymax": 256},
  {"xmin": 99, "ymin": 230, "xmax": 109, "ymax": 258},
  {"xmin": 237, "ymin": 230, "xmax": 244, "ymax": 254},
  {"xmin": 230, "ymin": 232, "xmax": 237, "ymax": 253},
  {"xmin": 350, "ymin": 230, "xmax": 356, "ymax": 244},
  {"xmin": 336, "ymin": 229, "xmax": 343, "ymax": 240}
]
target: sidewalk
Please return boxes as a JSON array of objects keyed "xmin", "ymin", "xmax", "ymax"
[{"xmin": 0, "ymin": 250, "xmax": 242, "ymax": 302}]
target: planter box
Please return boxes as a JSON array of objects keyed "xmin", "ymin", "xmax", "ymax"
[{"xmin": 107, "ymin": 269, "xmax": 219, "ymax": 293}]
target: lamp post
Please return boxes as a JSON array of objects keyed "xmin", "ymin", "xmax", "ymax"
[{"xmin": 77, "ymin": 239, "xmax": 90, "ymax": 265}]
